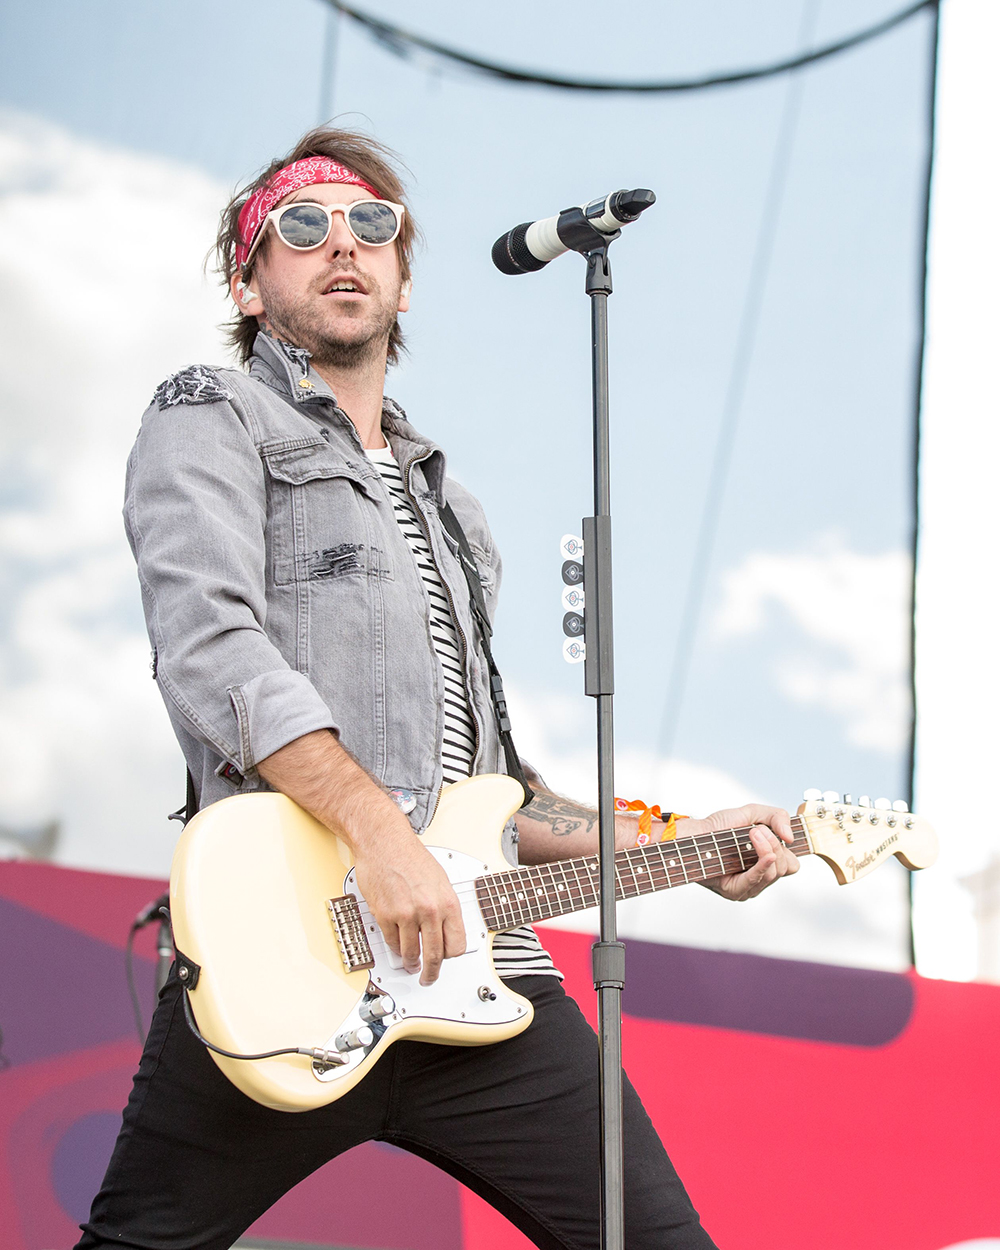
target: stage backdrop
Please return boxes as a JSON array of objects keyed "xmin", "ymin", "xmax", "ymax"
[
  {"xmin": 2, "ymin": 860, "xmax": 998, "ymax": 1250},
  {"xmin": 0, "ymin": 0, "xmax": 939, "ymax": 976}
]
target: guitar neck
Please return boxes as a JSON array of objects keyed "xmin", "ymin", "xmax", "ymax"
[{"xmin": 475, "ymin": 817, "xmax": 813, "ymax": 932}]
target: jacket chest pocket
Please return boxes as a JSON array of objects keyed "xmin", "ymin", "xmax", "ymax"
[{"xmin": 262, "ymin": 441, "xmax": 392, "ymax": 586}]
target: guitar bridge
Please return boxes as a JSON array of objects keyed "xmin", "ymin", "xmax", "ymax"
[{"xmin": 327, "ymin": 895, "xmax": 375, "ymax": 973}]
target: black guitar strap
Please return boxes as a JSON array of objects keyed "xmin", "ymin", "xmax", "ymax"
[{"xmin": 439, "ymin": 501, "xmax": 534, "ymax": 808}]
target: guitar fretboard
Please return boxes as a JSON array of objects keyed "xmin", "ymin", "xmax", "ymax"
[{"xmin": 475, "ymin": 817, "xmax": 811, "ymax": 933}]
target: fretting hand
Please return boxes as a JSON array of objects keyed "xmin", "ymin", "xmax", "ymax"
[{"xmin": 659, "ymin": 804, "xmax": 799, "ymax": 901}]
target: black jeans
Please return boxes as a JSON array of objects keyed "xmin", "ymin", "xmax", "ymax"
[{"xmin": 76, "ymin": 972, "xmax": 717, "ymax": 1250}]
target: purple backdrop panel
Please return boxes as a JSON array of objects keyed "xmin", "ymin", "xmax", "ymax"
[
  {"xmin": 621, "ymin": 938, "xmax": 913, "ymax": 1045},
  {"xmin": 0, "ymin": 898, "xmax": 154, "ymax": 1065}
]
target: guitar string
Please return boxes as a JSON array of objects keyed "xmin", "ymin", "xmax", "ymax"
[
  {"xmin": 349, "ymin": 822, "xmax": 813, "ymax": 946},
  {"xmin": 350, "ymin": 824, "xmax": 810, "ymax": 921},
  {"xmin": 356, "ymin": 844, "xmax": 809, "ymax": 950}
]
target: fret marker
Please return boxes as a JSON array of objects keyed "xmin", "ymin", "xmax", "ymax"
[
  {"xmin": 500, "ymin": 896, "xmax": 508, "ymax": 904},
  {"xmin": 536, "ymin": 888, "xmax": 544, "ymax": 897},
  {"xmin": 668, "ymin": 859, "xmax": 676, "ymax": 866},
  {"xmin": 558, "ymin": 883, "xmax": 565, "ymax": 891},
  {"xmin": 705, "ymin": 851, "xmax": 713, "ymax": 858},
  {"xmin": 517, "ymin": 893, "xmax": 524, "ymax": 901},
  {"xmin": 744, "ymin": 843, "xmax": 752, "ymax": 851},
  {"xmin": 637, "ymin": 866, "xmax": 645, "ymax": 874}
]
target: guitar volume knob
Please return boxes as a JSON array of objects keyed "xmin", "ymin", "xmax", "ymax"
[
  {"xmin": 334, "ymin": 1025, "xmax": 375, "ymax": 1053},
  {"xmin": 360, "ymin": 995, "xmax": 396, "ymax": 1023}
]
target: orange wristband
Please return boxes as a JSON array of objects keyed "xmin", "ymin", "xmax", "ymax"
[{"xmin": 615, "ymin": 797, "xmax": 689, "ymax": 846}]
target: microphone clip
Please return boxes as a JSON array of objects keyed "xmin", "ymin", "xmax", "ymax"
[
  {"xmin": 585, "ymin": 245, "xmax": 614, "ymax": 296},
  {"xmin": 555, "ymin": 206, "xmax": 621, "ymax": 258}
]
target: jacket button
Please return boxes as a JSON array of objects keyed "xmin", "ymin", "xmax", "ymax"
[{"xmin": 388, "ymin": 788, "xmax": 417, "ymax": 814}]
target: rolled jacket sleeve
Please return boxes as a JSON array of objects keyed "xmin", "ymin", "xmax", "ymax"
[{"xmin": 124, "ymin": 390, "xmax": 338, "ymax": 779}]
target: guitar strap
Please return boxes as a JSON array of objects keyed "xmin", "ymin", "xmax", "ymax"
[
  {"xmin": 438, "ymin": 502, "xmax": 534, "ymax": 808},
  {"xmin": 178, "ymin": 503, "xmax": 534, "ymax": 825}
]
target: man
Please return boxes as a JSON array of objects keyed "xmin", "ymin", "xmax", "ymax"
[{"xmin": 76, "ymin": 127, "xmax": 798, "ymax": 1250}]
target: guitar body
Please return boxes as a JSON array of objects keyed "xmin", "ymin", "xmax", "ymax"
[{"xmin": 169, "ymin": 774, "xmax": 532, "ymax": 1113}]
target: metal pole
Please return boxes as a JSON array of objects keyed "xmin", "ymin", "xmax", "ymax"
[
  {"xmin": 905, "ymin": 0, "xmax": 941, "ymax": 972},
  {"xmin": 583, "ymin": 245, "xmax": 625, "ymax": 1250}
]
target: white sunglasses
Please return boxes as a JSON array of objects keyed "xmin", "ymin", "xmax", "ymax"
[{"xmin": 245, "ymin": 198, "xmax": 405, "ymax": 267}]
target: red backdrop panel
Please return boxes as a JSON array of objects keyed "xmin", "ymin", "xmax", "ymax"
[{"xmin": 2, "ymin": 862, "xmax": 998, "ymax": 1250}]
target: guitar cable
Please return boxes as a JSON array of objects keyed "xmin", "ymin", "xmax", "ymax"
[
  {"xmin": 123, "ymin": 898, "xmax": 340, "ymax": 1066},
  {"xmin": 180, "ymin": 986, "xmax": 348, "ymax": 1067}
]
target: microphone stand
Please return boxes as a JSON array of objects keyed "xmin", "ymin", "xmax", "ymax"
[
  {"xmin": 585, "ymin": 241, "xmax": 626, "ymax": 1250},
  {"xmin": 496, "ymin": 194, "xmax": 653, "ymax": 1248},
  {"xmin": 561, "ymin": 217, "xmax": 627, "ymax": 1250}
]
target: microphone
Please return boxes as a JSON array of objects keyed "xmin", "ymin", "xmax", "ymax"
[
  {"xmin": 492, "ymin": 188, "xmax": 656, "ymax": 276},
  {"xmin": 133, "ymin": 892, "xmax": 170, "ymax": 930}
]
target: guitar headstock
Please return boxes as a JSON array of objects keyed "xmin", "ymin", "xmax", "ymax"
[{"xmin": 798, "ymin": 790, "xmax": 938, "ymax": 885}]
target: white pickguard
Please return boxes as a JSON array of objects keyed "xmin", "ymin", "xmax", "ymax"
[{"xmin": 313, "ymin": 845, "xmax": 527, "ymax": 1083}]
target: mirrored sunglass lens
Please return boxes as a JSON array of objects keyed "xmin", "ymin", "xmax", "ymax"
[
  {"xmin": 348, "ymin": 202, "xmax": 399, "ymax": 245},
  {"xmin": 277, "ymin": 204, "xmax": 330, "ymax": 249}
]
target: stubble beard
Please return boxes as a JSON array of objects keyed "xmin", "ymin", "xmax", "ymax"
[{"xmin": 257, "ymin": 271, "xmax": 398, "ymax": 371}]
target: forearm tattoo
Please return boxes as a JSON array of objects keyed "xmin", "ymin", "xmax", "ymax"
[{"xmin": 524, "ymin": 791, "xmax": 598, "ymax": 837}]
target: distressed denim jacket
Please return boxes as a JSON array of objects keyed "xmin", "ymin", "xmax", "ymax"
[{"xmin": 125, "ymin": 334, "xmax": 509, "ymax": 838}]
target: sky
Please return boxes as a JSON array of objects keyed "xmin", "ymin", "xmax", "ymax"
[{"xmin": 0, "ymin": 0, "xmax": 979, "ymax": 977}]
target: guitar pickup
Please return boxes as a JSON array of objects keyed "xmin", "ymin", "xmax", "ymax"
[{"xmin": 327, "ymin": 895, "xmax": 375, "ymax": 973}]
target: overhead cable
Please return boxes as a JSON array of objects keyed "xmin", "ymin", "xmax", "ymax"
[
  {"xmin": 658, "ymin": 0, "xmax": 822, "ymax": 764},
  {"xmin": 322, "ymin": 0, "xmax": 937, "ymax": 94}
]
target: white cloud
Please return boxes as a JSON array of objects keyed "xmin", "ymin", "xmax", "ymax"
[
  {"xmin": 713, "ymin": 535, "xmax": 912, "ymax": 753},
  {"xmin": 506, "ymin": 686, "xmax": 911, "ymax": 971},
  {"xmin": 0, "ymin": 111, "xmax": 232, "ymax": 876}
]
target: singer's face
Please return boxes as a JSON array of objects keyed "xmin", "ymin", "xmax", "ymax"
[{"xmin": 245, "ymin": 183, "xmax": 409, "ymax": 367}]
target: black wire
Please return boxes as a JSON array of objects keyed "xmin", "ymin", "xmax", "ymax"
[
  {"xmin": 323, "ymin": 0, "xmax": 937, "ymax": 94},
  {"xmin": 127, "ymin": 915, "xmax": 307, "ymax": 1061},
  {"xmin": 124, "ymin": 923, "xmax": 146, "ymax": 1044},
  {"xmin": 905, "ymin": 2, "xmax": 941, "ymax": 969},
  {"xmin": 317, "ymin": 3, "xmax": 341, "ymax": 123},
  {"xmin": 180, "ymin": 985, "xmax": 307, "ymax": 1062},
  {"xmin": 659, "ymin": 0, "xmax": 822, "ymax": 761}
]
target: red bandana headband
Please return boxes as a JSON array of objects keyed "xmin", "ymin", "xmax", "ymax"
[{"xmin": 236, "ymin": 156, "xmax": 382, "ymax": 270}]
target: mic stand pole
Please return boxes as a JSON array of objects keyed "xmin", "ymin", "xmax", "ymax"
[
  {"xmin": 580, "ymin": 239, "xmax": 625, "ymax": 1250},
  {"xmin": 155, "ymin": 905, "xmax": 173, "ymax": 995}
]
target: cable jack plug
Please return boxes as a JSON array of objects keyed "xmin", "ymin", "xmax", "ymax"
[{"xmin": 300, "ymin": 1046, "xmax": 348, "ymax": 1068}]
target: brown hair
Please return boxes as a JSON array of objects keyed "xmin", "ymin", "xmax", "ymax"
[{"xmin": 214, "ymin": 127, "xmax": 419, "ymax": 367}]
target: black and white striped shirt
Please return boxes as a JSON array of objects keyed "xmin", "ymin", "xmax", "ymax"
[{"xmin": 366, "ymin": 444, "xmax": 559, "ymax": 979}]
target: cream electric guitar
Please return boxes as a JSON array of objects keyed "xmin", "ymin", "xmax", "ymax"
[{"xmin": 169, "ymin": 776, "xmax": 937, "ymax": 1113}]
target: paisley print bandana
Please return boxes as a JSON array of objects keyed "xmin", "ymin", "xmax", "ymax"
[{"xmin": 236, "ymin": 157, "xmax": 382, "ymax": 270}]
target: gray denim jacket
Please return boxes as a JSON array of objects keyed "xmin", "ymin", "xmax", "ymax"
[{"xmin": 125, "ymin": 334, "xmax": 508, "ymax": 837}]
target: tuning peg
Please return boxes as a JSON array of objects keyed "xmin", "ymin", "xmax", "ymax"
[
  {"xmin": 561, "ymin": 586, "xmax": 585, "ymax": 612},
  {"xmin": 875, "ymin": 797, "xmax": 891, "ymax": 810},
  {"xmin": 803, "ymin": 788, "xmax": 822, "ymax": 801},
  {"xmin": 842, "ymin": 794, "xmax": 853, "ymax": 806},
  {"xmin": 892, "ymin": 799, "xmax": 909, "ymax": 812},
  {"xmin": 858, "ymin": 796, "xmax": 871, "ymax": 807},
  {"xmin": 560, "ymin": 534, "xmax": 584, "ymax": 560},
  {"xmin": 822, "ymin": 790, "xmax": 839, "ymax": 804}
]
